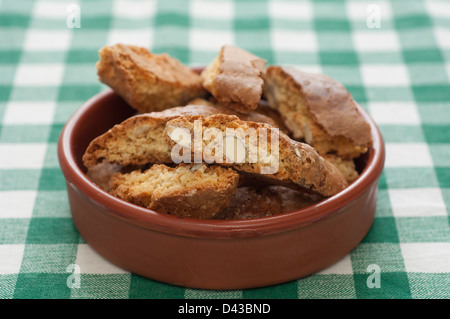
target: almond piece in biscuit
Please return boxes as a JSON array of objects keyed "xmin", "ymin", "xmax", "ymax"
[
  {"xmin": 264, "ymin": 66, "xmax": 372, "ymax": 159},
  {"xmin": 96, "ymin": 43, "xmax": 206, "ymax": 113},
  {"xmin": 109, "ymin": 163, "xmax": 239, "ymax": 219},
  {"xmin": 165, "ymin": 114, "xmax": 348, "ymax": 197},
  {"xmin": 200, "ymin": 45, "xmax": 266, "ymax": 114}
]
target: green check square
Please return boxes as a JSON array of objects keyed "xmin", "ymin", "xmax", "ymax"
[
  {"xmin": 417, "ymin": 103, "xmax": 450, "ymax": 124},
  {"xmin": 365, "ymin": 87, "xmax": 414, "ymax": 102},
  {"xmin": 422, "ymin": 124, "xmax": 450, "ymax": 144},
  {"xmin": 412, "ymin": 85, "xmax": 450, "ymax": 102},
  {"xmin": 185, "ymin": 289, "xmax": 242, "ymax": 299},
  {"xmin": 20, "ymin": 51, "xmax": 67, "ymax": 64},
  {"xmin": 19, "ymin": 244, "xmax": 78, "ymax": 273},
  {"xmin": 396, "ymin": 217, "xmax": 450, "ymax": 243},
  {"xmin": 63, "ymin": 64, "xmax": 98, "ymax": 85},
  {"xmin": 234, "ymin": 30, "xmax": 272, "ymax": 51},
  {"xmin": 384, "ymin": 167, "xmax": 440, "ymax": 189},
  {"xmin": 32, "ymin": 191, "xmax": 71, "ymax": 218},
  {"xmin": 296, "ymin": 275, "xmax": 356, "ymax": 299},
  {"xmin": 378, "ymin": 125, "xmax": 425, "ymax": 143},
  {"xmin": 350, "ymin": 243, "xmax": 407, "ymax": 273},
  {"xmin": 71, "ymin": 30, "xmax": 109, "ymax": 50},
  {"xmin": 0, "ymin": 49, "xmax": 21, "ymax": 64},
  {"xmin": 316, "ymin": 32, "xmax": 354, "ymax": 51},
  {"xmin": 13, "ymin": 273, "xmax": 72, "ymax": 299},
  {"xmin": 0, "ymin": 125, "xmax": 51, "ymax": 143},
  {"xmin": 38, "ymin": 168, "xmax": 67, "ymax": 191},
  {"xmin": 312, "ymin": 0, "xmax": 347, "ymax": 19},
  {"xmin": 407, "ymin": 64, "xmax": 448, "ymax": 86},
  {"xmin": 70, "ymin": 274, "xmax": 132, "ymax": 299},
  {"xmin": 435, "ymin": 168, "xmax": 450, "ymax": 188},
  {"xmin": 396, "ymin": 28, "xmax": 440, "ymax": 49},
  {"xmin": 402, "ymin": 49, "xmax": 443, "ymax": 63},
  {"xmin": 128, "ymin": 274, "xmax": 185, "ymax": 299},
  {"xmin": 242, "ymin": 280, "xmax": 299, "ymax": 299},
  {"xmin": 345, "ymin": 85, "xmax": 367, "ymax": 103},
  {"xmin": 111, "ymin": 18, "xmax": 154, "ymax": 29},
  {"xmin": 0, "ymin": 86, "xmax": 11, "ymax": 101},
  {"xmin": 66, "ymin": 50, "xmax": 101, "ymax": 64},
  {"xmin": 357, "ymin": 52, "xmax": 404, "ymax": 64},
  {"xmin": 0, "ymin": 65, "xmax": 16, "ymax": 85},
  {"xmin": 235, "ymin": 17, "xmax": 270, "ymax": 30},
  {"xmin": 0, "ymin": 274, "xmax": 18, "ymax": 299},
  {"xmin": 57, "ymin": 85, "xmax": 102, "ymax": 101},
  {"xmin": 53, "ymin": 102, "xmax": 84, "ymax": 124},
  {"xmin": 429, "ymin": 144, "xmax": 450, "ymax": 167},
  {"xmin": 319, "ymin": 51, "xmax": 358, "ymax": 65},
  {"xmin": 394, "ymin": 15, "xmax": 431, "ymax": 29},
  {"xmin": 80, "ymin": 16, "xmax": 112, "ymax": 29},
  {"xmin": 317, "ymin": 66, "xmax": 363, "ymax": 86},
  {"xmin": 0, "ymin": 29, "xmax": 26, "ymax": 50},
  {"xmin": 0, "ymin": 218, "xmax": 29, "ymax": 244},
  {"xmin": 374, "ymin": 189, "xmax": 393, "ymax": 217},
  {"xmin": 0, "ymin": 0, "xmax": 34, "ymax": 14},
  {"xmin": 155, "ymin": 13, "xmax": 189, "ymax": 27},
  {"xmin": 361, "ymin": 217, "xmax": 400, "ymax": 243},
  {"xmin": 408, "ymin": 273, "xmax": 450, "ymax": 299},
  {"xmin": 10, "ymin": 87, "xmax": 60, "ymax": 102},
  {"xmin": 353, "ymin": 272, "xmax": 412, "ymax": 299},
  {"xmin": 25, "ymin": 217, "xmax": 80, "ymax": 244},
  {"xmin": 234, "ymin": 0, "xmax": 269, "ymax": 19},
  {"xmin": 314, "ymin": 19, "xmax": 350, "ymax": 32},
  {"xmin": 0, "ymin": 14, "xmax": 30, "ymax": 27}
]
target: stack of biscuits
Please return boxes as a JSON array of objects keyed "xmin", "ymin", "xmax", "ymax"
[{"xmin": 83, "ymin": 43, "xmax": 372, "ymax": 219}]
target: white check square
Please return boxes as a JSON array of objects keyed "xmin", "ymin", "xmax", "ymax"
[
  {"xmin": 0, "ymin": 143, "xmax": 47, "ymax": 169},
  {"xmin": 268, "ymin": 0, "xmax": 313, "ymax": 20},
  {"xmin": 23, "ymin": 30, "xmax": 72, "ymax": 51},
  {"xmin": 189, "ymin": 29, "xmax": 234, "ymax": 51},
  {"xmin": 14, "ymin": 64, "xmax": 64, "ymax": 86},
  {"xmin": 271, "ymin": 30, "xmax": 317, "ymax": 52},
  {"xmin": 385, "ymin": 143, "xmax": 433, "ymax": 167},
  {"xmin": 353, "ymin": 30, "xmax": 399, "ymax": 52},
  {"xmin": 369, "ymin": 101, "xmax": 420, "ymax": 125},
  {"xmin": 401, "ymin": 243, "xmax": 450, "ymax": 273},
  {"xmin": 4, "ymin": 101, "xmax": 56, "ymax": 124},
  {"xmin": 0, "ymin": 245, "xmax": 25, "ymax": 275},
  {"xmin": 0, "ymin": 191, "xmax": 37, "ymax": 218},
  {"xmin": 113, "ymin": 0, "xmax": 156, "ymax": 18},
  {"xmin": 107, "ymin": 29, "xmax": 153, "ymax": 48},
  {"xmin": 426, "ymin": 0, "xmax": 450, "ymax": 19},
  {"xmin": 191, "ymin": 0, "xmax": 233, "ymax": 19},
  {"xmin": 389, "ymin": 188, "xmax": 447, "ymax": 217},
  {"xmin": 34, "ymin": 0, "xmax": 73, "ymax": 19},
  {"xmin": 434, "ymin": 27, "xmax": 450, "ymax": 49},
  {"xmin": 317, "ymin": 254, "xmax": 353, "ymax": 275},
  {"xmin": 361, "ymin": 64, "xmax": 410, "ymax": 86},
  {"xmin": 75, "ymin": 244, "xmax": 129, "ymax": 274}
]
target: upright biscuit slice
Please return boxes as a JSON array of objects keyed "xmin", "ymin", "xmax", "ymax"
[
  {"xmin": 96, "ymin": 43, "xmax": 206, "ymax": 113},
  {"xmin": 201, "ymin": 45, "xmax": 266, "ymax": 114},
  {"xmin": 109, "ymin": 164, "xmax": 239, "ymax": 219},
  {"xmin": 264, "ymin": 66, "xmax": 372, "ymax": 159},
  {"xmin": 165, "ymin": 114, "xmax": 348, "ymax": 197}
]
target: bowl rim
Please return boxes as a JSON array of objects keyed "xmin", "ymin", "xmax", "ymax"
[{"xmin": 58, "ymin": 89, "xmax": 385, "ymax": 239}]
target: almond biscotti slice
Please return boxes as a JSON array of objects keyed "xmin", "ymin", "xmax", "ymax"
[
  {"xmin": 96, "ymin": 43, "xmax": 206, "ymax": 113},
  {"xmin": 164, "ymin": 114, "xmax": 348, "ymax": 197},
  {"xmin": 200, "ymin": 45, "xmax": 266, "ymax": 114},
  {"xmin": 263, "ymin": 66, "xmax": 372, "ymax": 159},
  {"xmin": 109, "ymin": 163, "xmax": 239, "ymax": 219}
]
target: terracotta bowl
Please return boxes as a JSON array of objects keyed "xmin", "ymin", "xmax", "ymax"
[{"xmin": 58, "ymin": 85, "xmax": 385, "ymax": 290}]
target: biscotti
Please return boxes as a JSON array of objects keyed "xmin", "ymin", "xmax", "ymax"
[
  {"xmin": 109, "ymin": 163, "xmax": 239, "ymax": 219},
  {"xmin": 165, "ymin": 114, "xmax": 348, "ymax": 197},
  {"xmin": 96, "ymin": 43, "xmax": 206, "ymax": 113},
  {"xmin": 82, "ymin": 103, "xmax": 282, "ymax": 169},
  {"xmin": 263, "ymin": 66, "xmax": 372, "ymax": 159},
  {"xmin": 201, "ymin": 45, "xmax": 266, "ymax": 114}
]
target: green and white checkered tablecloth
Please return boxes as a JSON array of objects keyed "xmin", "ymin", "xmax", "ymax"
[{"xmin": 1, "ymin": 0, "xmax": 449, "ymax": 299}]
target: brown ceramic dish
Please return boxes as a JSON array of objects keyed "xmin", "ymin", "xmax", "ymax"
[{"xmin": 58, "ymin": 76, "xmax": 385, "ymax": 290}]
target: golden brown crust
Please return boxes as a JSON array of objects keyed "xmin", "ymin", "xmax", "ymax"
[
  {"xmin": 264, "ymin": 66, "xmax": 372, "ymax": 159},
  {"xmin": 200, "ymin": 45, "xmax": 266, "ymax": 114},
  {"xmin": 323, "ymin": 154, "xmax": 359, "ymax": 184},
  {"xmin": 109, "ymin": 164, "xmax": 239, "ymax": 219},
  {"xmin": 96, "ymin": 44, "xmax": 206, "ymax": 113},
  {"xmin": 164, "ymin": 114, "xmax": 348, "ymax": 197}
]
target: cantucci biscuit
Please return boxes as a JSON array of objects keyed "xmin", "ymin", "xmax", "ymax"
[
  {"xmin": 165, "ymin": 114, "xmax": 348, "ymax": 197},
  {"xmin": 200, "ymin": 45, "xmax": 266, "ymax": 114},
  {"xmin": 109, "ymin": 163, "xmax": 239, "ymax": 219},
  {"xmin": 96, "ymin": 43, "xmax": 206, "ymax": 113},
  {"xmin": 263, "ymin": 66, "xmax": 372, "ymax": 159}
]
